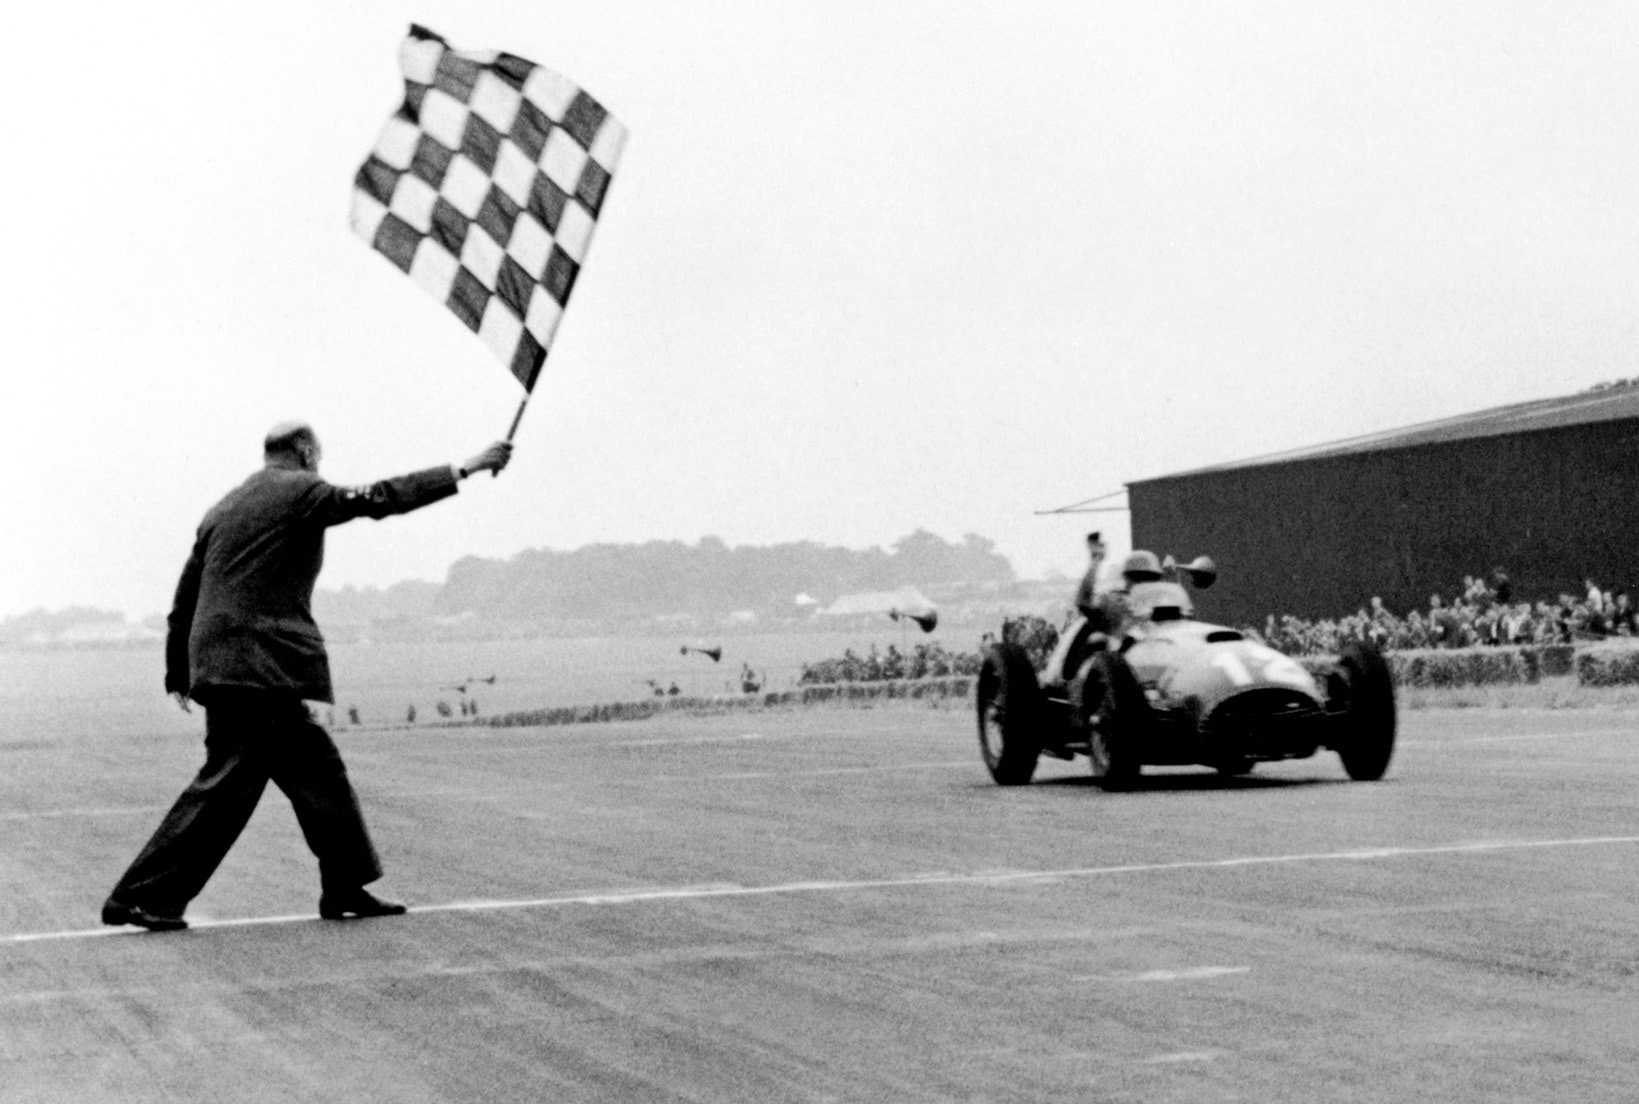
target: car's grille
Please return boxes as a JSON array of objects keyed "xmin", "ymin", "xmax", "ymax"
[{"xmin": 1203, "ymin": 689, "xmax": 1325, "ymax": 758}]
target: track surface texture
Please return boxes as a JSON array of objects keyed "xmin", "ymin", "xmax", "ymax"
[{"xmin": 6, "ymin": 703, "xmax": 1639, "ymax": 1102}]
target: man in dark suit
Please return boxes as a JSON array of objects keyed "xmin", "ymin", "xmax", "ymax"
[{"xmin": 102, "ymin": 421, "xmax": 512, "ymax": 932}]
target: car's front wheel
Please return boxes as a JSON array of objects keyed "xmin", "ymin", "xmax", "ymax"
[
  {"xmin": 1081, "ymin": 651, "xmax": 1148, "ymax": 790},
  {"xmin": 1331, "ymin": 640, "xmax": 1397, "ymax": 781},
  {"xmin": 976, "ymin": 643, "xmax": 1042, "ymax": 786}
]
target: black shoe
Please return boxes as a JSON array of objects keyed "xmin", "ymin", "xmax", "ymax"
[
  {"xmin": 101, "ymin": 900, "xmax": 188, "ymax": 932},
  {"xmin": 319, "ymin": 888, "xmax": 408, "ymax": 920}
]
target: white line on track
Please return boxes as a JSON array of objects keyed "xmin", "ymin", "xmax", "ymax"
[
  {"xmin": 1400, "ymin": 728, "xmax": 1636, "ymax": 745},
  {"xmin": 651, "ymin": 760, "xmax": 973, "ymax": 782},
  {"xmin": 613, "ymin": 732, "xmax": 789, "ymax": 748},
  {"xmin": 1074, "ymin": 966, "xmax": 1250, "ymax": 982},
  {"xmin": 374, "ymin": 761, "xmax": 978, "ymax": 799},
  {"xmin": 362, "ymin": 761, "xmax": 977, "ymax": 802},
  {"xmin": 8, "ymin": 834, "xmax": 1638, "ymax": 947}
]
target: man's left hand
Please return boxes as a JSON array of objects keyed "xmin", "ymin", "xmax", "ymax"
[{"xmin": 460, "ymin": 441, "xmax": 514, "ymax": 478}]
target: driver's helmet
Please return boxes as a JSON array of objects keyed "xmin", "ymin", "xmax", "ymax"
[{"xmin": 1121, "ymin": 550, "xmax": 1164, "ymax": 584}]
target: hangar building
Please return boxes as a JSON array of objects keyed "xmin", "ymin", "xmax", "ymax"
[{"xmin": 1127, "ymin": 386, "xmax": 1639, "ymax": 627}]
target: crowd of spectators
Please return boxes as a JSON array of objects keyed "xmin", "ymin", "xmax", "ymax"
[
  {"xmin": 796, "ymin": 570, "xmax": 1639, "ymax": 684},
  {"xmin": 1256, "ymin": 569, "xmax": 1639, "ymax": 657},
  {"xmin": 798, "ymin": 641, "xmax": 982, "ymax": 685}
]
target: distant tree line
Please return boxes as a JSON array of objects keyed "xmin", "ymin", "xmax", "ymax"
[
  {"xmin": 427, "ymin": 530, "xmax": 1015, "ymax": 623},
  {"xmin": 314, "ymin": 579, "xmax": 442, "ymax": 625},
  {"xmin": 5, "ymin": 531, "xmax": 1019, "ymax": 647},
  {"xmin": 0, "ymin": 606, "xmax": 127, "ymax": 647}
]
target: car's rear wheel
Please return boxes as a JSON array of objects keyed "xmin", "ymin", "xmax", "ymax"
[
  {"xmin": 1331, "ymin": 640, "xmax": 1396, "ymax": 781},
  {"xmin": 1082, "ymin": 651, "xmax": 1147, "ymax": 791},
  {"xmin": 976, "ymin": 643, "xmax": 1042, "ymax": 786}
]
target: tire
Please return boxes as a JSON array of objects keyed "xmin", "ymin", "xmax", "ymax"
[
  {"xmin": 1214, "ymin": 758, "xmax": 1255, "ymax": 777},
  {"xmin": 1081, "ymin": 651, "xmax": 1148, "ymax": 791},
  {"xmin": 976, "ymin": 643, "xmax": 1042, "ymax": 786},
  {"xmin": 1332, "ymin": 640, "xmax": 1397, "ymax": 781}
]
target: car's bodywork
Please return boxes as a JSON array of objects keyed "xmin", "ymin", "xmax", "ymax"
[{"xmin": 976, "ymin": 561, "xmax": 1396, "ymax": 788}]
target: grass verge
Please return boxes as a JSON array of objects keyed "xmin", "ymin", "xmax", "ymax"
[{"xmin": 1402, "ymin": 676, "xmax": 1639, "ymax": 711}]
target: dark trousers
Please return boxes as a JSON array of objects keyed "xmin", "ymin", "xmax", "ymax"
[{"xmin": 107, "ymin": 691, "xmax": 382, "ymax": 911}]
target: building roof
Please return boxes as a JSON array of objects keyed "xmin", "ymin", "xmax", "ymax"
[{"xmin": 1135, "ymin": 384, "xmax": 1639, "ymax": 484}]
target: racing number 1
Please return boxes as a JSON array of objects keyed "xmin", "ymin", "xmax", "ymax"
[{"xmin": 1212, "ymin": 648, "xmax": 1312, "ymax": 689}]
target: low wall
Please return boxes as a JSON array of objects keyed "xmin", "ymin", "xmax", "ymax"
[
  {"xmin": 485, "ymin": 676, "xmax": 974, "ymax": 729},
  {"xmin": 483, "ymin": 641, "xmax": 1639, "ymax": 731}
]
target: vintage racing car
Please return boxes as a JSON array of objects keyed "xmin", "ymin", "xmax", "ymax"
[{"xmin": 976, "ymin": 554, "xmax": 1396, "ymax": 788}]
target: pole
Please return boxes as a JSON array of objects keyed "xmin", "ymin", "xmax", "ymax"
[
  {"xmin": 496, "ymin": 393, "xmax": 531, "ymax": 476},
  {"xmin": 505, "ymin": 392, "xmax": 530, "ymax": 442}
]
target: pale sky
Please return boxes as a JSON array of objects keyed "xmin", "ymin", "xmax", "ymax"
[{"xmin": 5, "ymin": 2, "xmax": 1638, "ymax": 619}]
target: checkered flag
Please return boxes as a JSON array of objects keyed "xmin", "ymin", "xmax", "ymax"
[{"xmin": 351, "ymin": 25, "xmax": 626, "ymax": 393}]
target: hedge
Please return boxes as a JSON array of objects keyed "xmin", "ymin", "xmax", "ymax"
[
  {"xmin": 1301, "ymin": 644, "xmax": 1576, "ymax": 688},
  {"xmin": 1574, "ymin": 644, "xmax": 1639, "ymax": 687},
  {"xmin": 480, "ymin": 640, "xmax": 1625, "ymax": 732},
  {"xmin": 484, "ymin": 676, "xmax": 975, "ymax": 729}
]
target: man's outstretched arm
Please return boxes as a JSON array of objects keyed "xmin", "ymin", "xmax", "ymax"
[{"xmin": 308, "ymin": 441, "xmax": 514, "ymax": 525}]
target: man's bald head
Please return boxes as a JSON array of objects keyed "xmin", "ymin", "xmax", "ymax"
[{"xmin": 264, "ymin": 421, "xmax": 321, "ymax": 471}]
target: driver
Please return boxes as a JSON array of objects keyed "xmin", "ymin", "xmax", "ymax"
[
  {"xmin": 1062, "ymin": 547, "xmax": 1165, "ymax": 675},
  {"xmin": 1118, "ymin": 549, "xmax": 1163, "ymax": 584},
  {"xmin": 1094, "ymin": 550, "xmax": 1165, "ymax": 638}
]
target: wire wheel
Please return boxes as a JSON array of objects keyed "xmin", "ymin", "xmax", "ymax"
[
  {"xmin": 975, "ymin": 643, "xmax": 1042, "ymax": 786},
  {"xmin": 1082, "ymin": 650, "xmax": 1148, "ymax": 791},
  {"xmin": 1332, "ymin": 641, "xmax": 1397, "ymax": 781}
]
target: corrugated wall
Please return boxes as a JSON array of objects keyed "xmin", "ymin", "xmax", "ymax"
[{"xmin": 1128, "ymin": 419, "xmax": 1639, "ymax": 627}]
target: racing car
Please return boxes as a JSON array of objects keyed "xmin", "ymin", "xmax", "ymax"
[{"xmin": 976, "ymin": 552, "xmax": 1396, "ymax": 788}]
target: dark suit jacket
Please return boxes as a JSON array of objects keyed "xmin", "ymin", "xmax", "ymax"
[{"xmin": 165, "ymin": 463, "xmax": 459, "ymax": 703}]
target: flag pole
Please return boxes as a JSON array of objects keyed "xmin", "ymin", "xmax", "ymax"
[
  {"xmin": 492, "ymin": 392, "xmax": 531, "ymax": 477},
  {"xmin": 504, "ymin": 392, "xmax": 531, "ymax": 443}
]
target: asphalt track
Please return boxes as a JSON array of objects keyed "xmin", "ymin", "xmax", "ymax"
[{"xmin": 5, "ymin": 702, "xmax": 1639, "ymax": 1102}]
